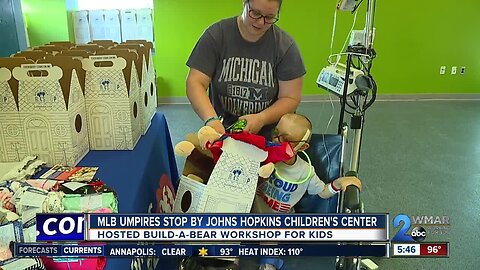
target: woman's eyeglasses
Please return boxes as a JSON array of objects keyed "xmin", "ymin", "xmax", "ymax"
[{"xmin": 247, "ymin": 2, "xmax": 279, "ymax": 24}]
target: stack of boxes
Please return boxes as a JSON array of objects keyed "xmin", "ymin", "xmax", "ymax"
[
  {"xmin": 0, "ymin": 40, "xmax": 157, "ymax": 165},
  {"xmin": 72, "ymin": 9, "xmax": 154, "ymax": 44}
]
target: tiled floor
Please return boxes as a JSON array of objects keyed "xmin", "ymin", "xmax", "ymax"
[{"xmin": 159, "ymin": 100, "xmax": 480, "ymax": 270}]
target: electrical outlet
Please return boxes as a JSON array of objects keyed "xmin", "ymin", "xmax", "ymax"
[
  {"xmin": 451, "ymin": 66, "xmax": 457, "ymax": 75},
  {"xmin": 460, "ymin": 66, "xmax": 466, "ymax": 75},
  {"xmin": 439, "ymin": 66, "xmax": 446, "ymax": 75}
]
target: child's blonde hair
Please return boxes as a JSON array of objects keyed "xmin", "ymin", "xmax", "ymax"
[{"xmin": 282, "ymin": 113, "xmax": 312, "ymax": 142}]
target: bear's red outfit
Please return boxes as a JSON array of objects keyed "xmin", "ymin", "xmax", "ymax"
[{"xmin": 206, "ymin": 132, "xmax": 295, "ymax": 164}]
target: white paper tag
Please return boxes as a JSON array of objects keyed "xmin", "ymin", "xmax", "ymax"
[
  {"xmin": 26, "ymin": 179, "xmax": 61, "ymax": 190},
  {"xmin": 19, "ymin": 189, "xmax": 47, "ymax": 208},
  {"xmin": 10, "ymin": 189, "xmax": 24, "ymax": 206},
  {"xmin": 21, "ymin": 63, "xmax": 53, "ymax": 69},
  {"xmin": 62, "ymin": 182, "xmax": 88, "ymax": 191},
  {"xmin": 90, "ymin": 55, "xmax": 117, "ymax": 60},
  {"xmin": 0, "ymin": 162, "xmax": 23, "ymax": 181},
  {"xmin": 222, "ymin": 137, "xmax": 268, "ymax": 162},
  {"xmin": 21, "ymin": 206, "xmax": 41, "ymax": 224},
  {"xmin": 0, "ymin": 208, "xmax": 19, "ymax": 222},
  {"xmin": 23, "ymin": 225, "xmax": 37, "ymax": 243},
  {"xmin": 0, "ymin": 223, "xmax": 17, "ymax": 244}
]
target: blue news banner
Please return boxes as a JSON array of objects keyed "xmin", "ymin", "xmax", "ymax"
[
  {"xmin": 15, "ymin": 244, "xmax": 389, "ymax": 257},
  {"xmin": 36, "ymin": 213, "xmax": 388, "ymax": 242},
  {"xmin": 32, "ymin": 213, "xmax": 389, "ymax": 257}
]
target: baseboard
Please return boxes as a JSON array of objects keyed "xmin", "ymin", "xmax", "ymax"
[
  {"xmin": 302, "ymin": 93, "xmax": 480, "ymax": 102},
  {"xmin": 158, "ymin": 93, "xmax": 480, "ymax": 105},
  {"xmin": 157, "ymin": 96, "xmax": 190, "ymax": 104}
]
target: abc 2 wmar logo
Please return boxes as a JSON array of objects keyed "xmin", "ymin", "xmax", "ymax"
[{"xmin": 392, "ymin": 214, "xmax": 450, "ymax": 242}]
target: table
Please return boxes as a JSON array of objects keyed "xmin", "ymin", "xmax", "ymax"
[
  {"xmin": 78, "ymin": 111, "xmax": 180, "ymax": 270},
  {"xmin": 79, "ymin": 111, "xmax": 179, "ymax": 214}
]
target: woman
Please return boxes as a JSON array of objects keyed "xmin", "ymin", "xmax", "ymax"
[{"xmin": 186, "ymin": 0, "xmax": 305, "ymax": 137}]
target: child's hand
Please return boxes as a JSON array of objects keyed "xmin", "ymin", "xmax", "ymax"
[{"xmin": 333, "ymin": 176, "xmax": 362, "ymax": 191}]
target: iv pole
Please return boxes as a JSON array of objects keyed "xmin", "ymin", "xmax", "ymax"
[{"xmin": 336, "ymin": 0, "xmax": 378, "ymax": 269}]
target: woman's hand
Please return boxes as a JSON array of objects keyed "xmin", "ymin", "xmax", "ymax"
[
  {"xmin": 239, "ymin": 113, "xmax": 266, "ymax": 134},
  {"xmin": 206, "ymin": 119, "xmax": 225, "ymax": 135}
]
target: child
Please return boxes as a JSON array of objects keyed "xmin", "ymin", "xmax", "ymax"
[
  {"xmin": 256, "ymin": 113, "xmax": 362, "ymax": 214},
  {"xmin": 255, "ymin": 113, "xmax": 362, "ymax": 270}
]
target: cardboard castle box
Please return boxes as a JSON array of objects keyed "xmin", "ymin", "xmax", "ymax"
[
  {"xmin": 12, "ymin": 51, "xmax": 49, "ymax": 61},
  {"xmin": 125, "ymin": 40, "xmax": 155, "ymax": 80},
  {"xmin": 125, "ymin": 40, "xmax": 157, "ymax": 122},
  {"xmin": 39, "ymin": 56, "xmax": 86, "ymax": 106},
  {"xmin": 136, "ymin": 9, "xmax": 154, "ymax": 43},
  {"xmin": 89, "ymin": 10, "xmax": 107, "ymax": 41},
  {"xmin": 0, "ymin": 57, "xmax": 89, "ymax": 165},
  {"xmin": 81, "ymin": 50, "xmax": 142, "ymax": 150},
  {"xmin": 74, "ymin": 44, "xmax": 104, "ymax": 54},
  {"xmin": 173, "ymin": 137, "xmax": 268, "ymax": 213},
  {"xmin": 0, "ymin": 58, "xmax": 33, "ymax": 163},
  {"xmin": 102, "ymin": 47, "xmax": 147, "ymax": 136},
  {"xmin": 115, "ymin": 43, "xmax": 155, "ymax": 133},
  {"xmin": 33, "ymin": 45, "xmax": 66, "ymax": 55},
  {"xmin": 120, "ymin": 10, "xmax": 137, "ymax": 42},
  {"xmin": 72, "ymin": 10, "xmax": 91, "ymax": 44},
  {"xmin": 0, "ymin": 67, "xmax": 15, "ymax": 162},
  {"xmin": 103, "ymin": 10, "xmax": 122, "ymax": 43},
  {"xmin": 48, "ymin": 41, "xmax": 75, "ymax": 48},
  {"xmin": 89, "ymin": 40, "xmax": 118, "ymax": 48},
  {"xmin": 59, "ymin": 50, "xmax": 92, "ymax": 59}
]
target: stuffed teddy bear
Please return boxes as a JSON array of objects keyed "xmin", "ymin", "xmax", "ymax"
[{"xmin": 174, "ymin": 125, "xmax": 295, "ymax": 183}]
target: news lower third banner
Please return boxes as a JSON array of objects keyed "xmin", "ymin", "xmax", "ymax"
[
  {"xmin": 15, "ymin": 243, "xmax": 390, "ymax": 257},
  {"xmin": 36, "ymin": 213, "xmax": 388, "ymax": 242}
]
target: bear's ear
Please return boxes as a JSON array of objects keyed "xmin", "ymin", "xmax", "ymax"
[
  {"xmin": 184, "ymin": 132, "xmax": 214, "ymax": 159},
  {"xmin": 258, "ymin": 162, "xmax": 275, "ymax": 178},
  {"xmin": 185, "ymin": 133, "xmax": 200, "ymax": 148},
  {"xmin": 174, "ymin": 141, "xmax": 195, "ymax": 157},
  {"xmin": 198, "ymin": 126, "xmax": 222, "ymax": 148}
]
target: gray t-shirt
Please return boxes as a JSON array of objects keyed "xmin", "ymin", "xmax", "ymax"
[{"xmin": 187, "ymin": 17, "xmax": 306, "ymax": 127}]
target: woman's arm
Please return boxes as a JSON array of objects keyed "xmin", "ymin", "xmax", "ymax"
[
  {"xmin": 186, "ymin": 68, "xmax": 225, "ymax": 134},
  {"xmin": 241, "ymin": 76, "xmax": 304, "ymax": 134}
]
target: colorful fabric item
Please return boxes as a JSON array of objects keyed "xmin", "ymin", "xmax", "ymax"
[
  {"xmin": 11, "ymin": 187, "xmax": 48, "ymax": 215},
  {"xmin": 0, "ymin": 243, "xmax": 12, "ymax": 261},
  {"xmin": 62, "ymin": 193, "xmax": 118, "ymax": 213},
  {"xmin": 42, "ymin": 192, "xmax": 65, "ymax": 213},
  {"xmin": 208, "ymin": 132, "xmax": 295, "ymax": 164},
  {"xmin": 0, "ymin": 156, "xmax": 46, "ymax": 183},
  {"xmin": 25, "ymin": 179, "xmax": 63, "ymax": 192},
  {"xmin": 41, "ymin": 257, "xmax": 106, "ymax": 270},
  {"xmin": 0, "ymin": 189, "xmax": 15, "ymax": 212},
  {"xmin": 0, "ymin": 207, "xmax": 20, "ymax": 225},
  {"xmin": 91, "ymin": 208, "xmax": 113, "ymax": 213},
  {"xmin": 59, "ymin": 179, "xmax": 114, "ymax": 195}
]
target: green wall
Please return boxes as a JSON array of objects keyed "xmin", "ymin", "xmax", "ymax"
[
  {"xmin": 372, "ymin": 0, "xmax": 479, "ymax": 93},
  {"xmin": 154, "ymin": 0, "xmax": 480, "ymax": 96},
  {"xmin": 153, "ymin": 1, "xmax": 239, "ymax": 97},
  {"xmin": 21, "ymin": 0, "xmax": 70, "ymax": 47},
  {"xmin": 18, "ymin": 0, "xmax": 480, "ymax": 95}
]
